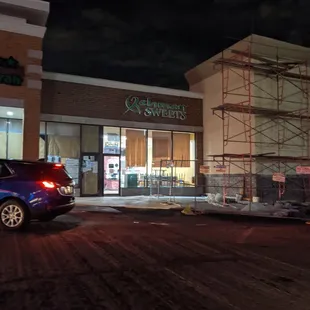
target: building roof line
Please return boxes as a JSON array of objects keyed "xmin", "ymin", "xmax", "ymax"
[
  {"xmin": 42, "ymin": 72, "xmax": 204, "ymax": 99},
  {"xmin": 185, "ymin": 34, "xmax": 310, "ymax": 86},
  {"xmin": 0, "ymin": 0, "xmax": 49, "ymax": 13},
  {"xmin": 0, "ymin": 0, "xmax": 50, "ymax": 27}
]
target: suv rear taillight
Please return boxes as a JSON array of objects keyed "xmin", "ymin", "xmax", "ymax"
[
  {"xmin": 41, "ymin": 181, "xmax": 56, "ymax": 189},
  {"xmin": 40, "ymin": 181, "xmax": 74, "ymax": 196}
]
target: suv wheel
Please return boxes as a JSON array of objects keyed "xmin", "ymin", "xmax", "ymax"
[{"xmin": 0, "ymin": 200, "xmax": 29, "ymax": 230}]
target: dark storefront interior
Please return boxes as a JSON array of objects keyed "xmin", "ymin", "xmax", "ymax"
[{"xmin": 39, "ymin": 122, "xmax": 197, "ymax": 196}]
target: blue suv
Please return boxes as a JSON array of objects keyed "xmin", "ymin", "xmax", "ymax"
[{"xmin": 0, "ymin": 159, "xmax": 75, "ymax": 230}]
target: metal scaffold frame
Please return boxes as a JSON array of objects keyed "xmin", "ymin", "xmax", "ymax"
[{"xmin": 209, "ymin": 39, "xmax": 310, "ymax": 203}]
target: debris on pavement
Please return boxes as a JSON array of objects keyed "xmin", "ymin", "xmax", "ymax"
[
  {"xmin": 188, "ymin": 192, "xmax": 310, "ymax": 220},
  {"xmin": 181, "ymin": 205, "xmax": 196, "ymax": 215},
  {"xmin": 240, "ymin": 202, "xmax": 274, "ymax": 212}
]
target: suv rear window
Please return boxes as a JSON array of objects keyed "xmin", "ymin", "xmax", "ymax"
[{"xmin": 8, "ymin": 162, "xmax": 72, "ymax": 182}]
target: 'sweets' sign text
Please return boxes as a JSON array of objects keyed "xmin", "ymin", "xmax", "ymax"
[{"xmin": 125, "ymin": 96, "xmax": 187, "ymax": 120}]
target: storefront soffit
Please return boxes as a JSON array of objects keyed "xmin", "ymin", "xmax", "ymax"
[{"xmin": 40, "ymin": 113, "xmax": 204, "ymax": 133}]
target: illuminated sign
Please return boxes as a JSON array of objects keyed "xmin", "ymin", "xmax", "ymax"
[
  {"xmin": 0, "ymin": 56, "xmax": 24, "ymax": 86},
  {"xmin": 125, "ymin": 96, "xmax": 187, "ymax": 120}
]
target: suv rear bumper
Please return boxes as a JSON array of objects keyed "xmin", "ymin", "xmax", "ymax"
[
  {"xmin": 48, "ymin": 202, "xmax": 75, "ymax": 217},
  {"xmin": 31, "ymin": 201, "xmax": 75, "ymax": 220}
]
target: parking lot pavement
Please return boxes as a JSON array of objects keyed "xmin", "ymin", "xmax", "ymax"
[{"xmin": 1, "ymin": 211, "xmax": 310, "ymax": 310}]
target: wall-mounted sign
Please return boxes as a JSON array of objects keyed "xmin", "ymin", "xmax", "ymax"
[
  {"xmin": 103, "ymin": 141, "xmax": 120, "ymax": 154},
  {"xmin": 272, "ymin": 172, "xmax": 285, "ymax": 183},
  {"xmin": 199, "ymin": 165, "xmax": 210, "ymax": 173},
  {"xmin": 214, "ymin": 165, "xmax": 226, "ymax": 173},
  {"xmin": 296, "ymin": 166, "xmax": 310, "ymax": 174},
  {"xmin": 0, "ymin": 56, "xmax": 24, "ymax": 86},
  {"xmin": 124, "ymin": 96, "xmax": 187, "ymax": 120}
]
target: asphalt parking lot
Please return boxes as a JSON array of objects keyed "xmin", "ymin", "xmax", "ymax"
[{"xmin": 1, "ymin": 208, "xmax": 310, "ymax": 310}]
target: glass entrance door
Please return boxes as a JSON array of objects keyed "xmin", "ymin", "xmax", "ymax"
[
  {"xmin": 81, "ymin": 154, "xmax": 99, "ymax": 196},
  {"xmin": 103, "ymin": 155, "xmax": 120, "ymax": 195}
]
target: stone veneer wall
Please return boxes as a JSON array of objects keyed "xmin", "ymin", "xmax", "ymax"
[
  {"xmin": 205, "ymin": 174, "xmax": 257, "ymax": 197},
  {"xmin": 205, "ymin": 174, "xmax": 310, "ymax": 203},
  {"xmin": 256, "ymin": 175, "xmax": 310, "ymax": 204}
]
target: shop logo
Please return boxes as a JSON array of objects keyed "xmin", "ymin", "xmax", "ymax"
[
  {"xmin": 124, "ymin": 96, "xmax": 187, "ymax": 120},
  {"xmin": 0, "ymin": 56, "xmax": 24, "ymax": 86}
]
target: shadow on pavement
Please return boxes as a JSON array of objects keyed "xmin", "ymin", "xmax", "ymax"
[
  {"xmin": 204, "ymin": 212, "xmax": 307, "ymax": 225},
  {"xmin": 22, "ymin": 214, "xmax": 82, "ymax": 235},
  {"xmin": 110, "ymin": 207, "xmax": 182, "ymax": 217}
]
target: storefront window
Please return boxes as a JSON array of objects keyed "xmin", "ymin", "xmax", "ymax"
[
  {"xmin": 148, "ymin": 130, "xmax": 172, "ymax": 169},
  {"xmin": 121, "ymin": 128, "xmax": 147, "ymax": 187},
  {"xmin": 82, "ymin": 125, "xmax": 99, "ymax": 152},
  {"xmin": 172, "ymin": 132, "xmax": 196, "ymax": 186},
  {"xmin": 147, "ymin": 130, "xmax": 172, "ymax": 187},
  {"xmin": 7, "ymin": 119, "xmax": 23, "ymax": 159},
  {"xmin": 103, "ymin": 127, "xmax": 120, "ymax": 154},
  {"xmin": 39, "ymin": 122, "xmax": 46, "ymax": 160},
  {"xmin": 46, "ymin": 122, "xmax": 80, "ymax": 186},
  {"xmin": 0, "ymin": 118, "xmax": 7, "ymax": 159},
  {"xmin": 0, "ymin": 117, "xmax": 24, "ymax": 160}
]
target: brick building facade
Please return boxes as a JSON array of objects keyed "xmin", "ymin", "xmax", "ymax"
[
  {"xmin": 41, "ymin": 78, "xmax": 202, "ymax": 128},
  {"xmin": 0, "ymin": 0, "xmax": 48, "ymax": 160},
  {"xmin": 39, "ymin": 73, "xmax": 203, "ymax": 196}
]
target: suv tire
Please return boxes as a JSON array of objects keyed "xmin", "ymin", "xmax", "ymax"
[{"xmin": 0, "ymin": 199, "xmax": 29, "ymax": 231}]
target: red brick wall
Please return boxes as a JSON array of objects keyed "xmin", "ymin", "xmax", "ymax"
[
  {"xmin": 0, "ymin": 31, "xmax": 42, "ymax": 99},
  {"xmin": 41, "ymin": 80, "xmax": 203, "ymax": 127},
  {"xmin": 0, "ymin": 30, "xmax": 43, "ymax": 160}
]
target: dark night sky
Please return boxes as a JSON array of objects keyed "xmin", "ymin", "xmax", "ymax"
[{"xmin": 43, "ymin": 0, "xmax": 310, "ymax": 89}]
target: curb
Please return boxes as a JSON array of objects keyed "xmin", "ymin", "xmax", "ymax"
[
  {"xmin": 74, "ymin": 205, "xmax": 308, "ymax": 224},
  {"xmin": 111, "ymin": 206, "xmax": 183, "ymax": 215},
  {"xmin": 74, "ymin": 205, "xmax": 183, "ymax": 214}
]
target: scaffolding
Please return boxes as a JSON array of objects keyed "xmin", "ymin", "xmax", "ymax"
[{"xmin": 208, "ymin": 37, "xmax": 310, "ymax": 203}]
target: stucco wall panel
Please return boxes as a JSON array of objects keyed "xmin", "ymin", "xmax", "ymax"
[
  {"xmin": 253, "ymin": 70, "xmax": 310, "ymax": 175},
  {"xmin": 190, "ymin": 70, "xmax": 256, "ymax": 174}
]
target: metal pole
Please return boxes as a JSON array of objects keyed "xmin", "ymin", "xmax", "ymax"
[
  {"xmin": 247, "ymin": 42, "xmax": 253, "ymax": 211},
  {"xmin": 169, "ymin": 162, "xmax": 173, "ymax": 203},
  {"xmin": 174, "ymin": 162, "xmax": 177, "ymax": 203},
  {"xmin": 194, "ymin": 160, "xmax": 197, "ymax": 209},
  {"xmin": 157, "ymin": 161, "xmax": 162, "ymax": 200}
]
